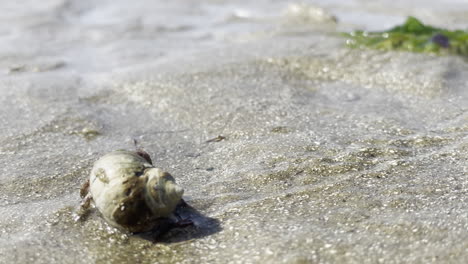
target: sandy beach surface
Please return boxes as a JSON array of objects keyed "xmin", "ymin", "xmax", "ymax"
[{"xmin": 0, "ymin": 1, "xmax": 467, "ymax": 263}]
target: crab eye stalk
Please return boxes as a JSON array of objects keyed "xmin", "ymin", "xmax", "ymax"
[{"xmin": 136, "ymin": 149, "xmax": 153, "ymax": 165}]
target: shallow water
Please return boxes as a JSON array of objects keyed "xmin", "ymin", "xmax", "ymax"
[{"xmin": 0, "ymin": 1, "xmax": 467, "ymax": 263}]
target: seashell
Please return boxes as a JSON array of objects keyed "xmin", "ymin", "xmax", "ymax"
[{"xmin": 81, "ymin": 150, "xmax": 184, "ymax": 232}]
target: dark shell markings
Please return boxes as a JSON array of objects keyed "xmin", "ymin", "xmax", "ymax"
[{"xmin": 78, "ymin": 150, "xmax": 186, "ymax": 233}]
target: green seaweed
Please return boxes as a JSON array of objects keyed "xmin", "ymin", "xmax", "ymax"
[{"xmin": 343, "ymin": 16, "xmax": 468, "ymax": 56}]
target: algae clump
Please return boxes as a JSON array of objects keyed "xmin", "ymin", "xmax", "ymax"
[{"xmin": 344, "ymin": 16, "xmax": 468, "ymax": 56}]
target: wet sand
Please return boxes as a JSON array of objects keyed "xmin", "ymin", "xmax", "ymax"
[{"xmin": 0, "ymin": 1, "xmax": 467, "ymax": 263}]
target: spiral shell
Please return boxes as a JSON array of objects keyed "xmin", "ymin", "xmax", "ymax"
[{"xmin": 89, "ymin": 150, "xmax": 184, "ymax": 232}]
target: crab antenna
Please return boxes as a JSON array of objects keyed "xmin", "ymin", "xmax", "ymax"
[{"xmin": 133, "ymin": 138, "xmax": 153, "ymax": 165}]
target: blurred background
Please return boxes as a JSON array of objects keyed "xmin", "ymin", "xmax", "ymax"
[{"xmin": 0, "ymin": 1, "xmax": 467, "ymax": 263}]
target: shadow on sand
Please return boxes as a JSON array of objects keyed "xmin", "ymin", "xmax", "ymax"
[{"xmin": 137, "ymin": 201, "xmax": 222, "ymax": 243}]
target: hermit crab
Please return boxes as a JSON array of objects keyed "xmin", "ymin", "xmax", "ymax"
[{"xmin": 78, "ymin": 149, "xmax": 192, "ymax": 233}]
